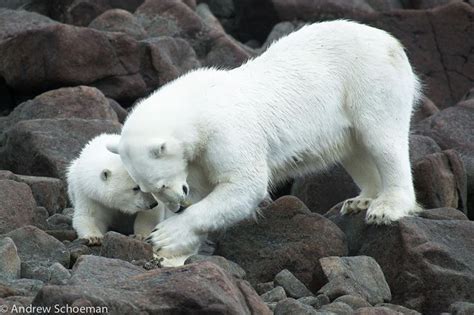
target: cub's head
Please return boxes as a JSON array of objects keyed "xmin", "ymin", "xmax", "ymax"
[
  {"xmin": 99, "ymin": 165, "xmax": 158, "ymax": 214},
  {"xmin": 107, "ymin": 136, "xmax": 189, "ymax": 212}
]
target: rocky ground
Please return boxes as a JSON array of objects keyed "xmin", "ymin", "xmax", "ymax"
[{"xmin": 0, "ymin": 0, "xmax": 473, "ymax": 314}]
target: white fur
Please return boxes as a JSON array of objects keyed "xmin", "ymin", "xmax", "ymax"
[
  {"xmin": 67, "ymin": 134, "xmax": 162, "ymax": 244},
  {"xmin": 110, "ymin": 20, "xmax": 422, "ymax": 258}
]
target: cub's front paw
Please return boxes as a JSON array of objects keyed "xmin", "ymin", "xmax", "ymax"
[
  {"xmin": 81, "ymin": 235, "xmax": 103, "ymax": 246},
  {"xmin": 145, "ymin": 214, "xmax": 202, "ymax": 258}
]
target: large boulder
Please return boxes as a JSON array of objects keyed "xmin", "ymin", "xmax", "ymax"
[
  {"xmin": 413, "ymin": 150, "xmax": 467, "ymax": 212},
  {"xmin": 32, "ymin": 255, "xmax": 271, "ymax": 314},
  {"xmin": 2, "ymin": 226, "xmax": 70, "ymax": 281},
  {"xmin": 2, "ymin": 86, "xmax": 118, "ymax": 132},
  {"xmin": 215, "ymin": 196, "xmax": 348, "ymax": 290},
  {"xmin": 0, "ymin": 180, "xmax": 37, "ymax": 234},
  {"xmin": 89, "ymin": 9, "xmax": 147, "ymax": 40},
  {"xmin": 357, "ymin": 216, "xmax": 474, "ymax": 313},
  {"xmin": 0, "ymin": 118, "xmax": 121, "ymax": 179}
]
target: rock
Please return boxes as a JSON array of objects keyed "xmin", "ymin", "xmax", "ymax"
[
  {"xmin": 185, "ymin": 254, "xmax": 246, "ymax": 279},
  {"xmin": 408, "ymin": 135, "xmax": 441, "ymax": 164},
  {"xmin": 47, "ymin": 263, "xmax": 71, "ymax": 285},
  {"xmin": 33, "ymin": 256, "xmax": 271, "ymax": 314},
  {"xmin": 376, "ymin": 303, "xmax": 421, "ymax": 315},
  {"xmin": 255, "ymin": 281, "xmax": 275, "ymax": 295},
  {"xmin": 99, "ymin": 231, "xmax": 153, "ymax": 263},
  {"xmin": 34, "ymin": 0, "xmax": 146, "ymax": 27},
  {"xmin": 0, "ymin": 21, "xmax": 142, "ymax": 102},
  {"xmin": 413, "ymin": 100, "xmax": 474, "ymax": 218},
  {"xmin": 196, "ymin": 3, "xmax": 226, "ymax": 33},
  {"xmin": 135, "ymin": 0, "xmax": 251, "ymax": 68},
  {"xmin": 31, "ymin": 207, "xmax": 49, "ymax": 231},
  {"xmin": 0, "ymin": 118, "xmax": 121, "ymax": 180},
  {"xmin": 233, "ymin": 0, "xmax": 374, "ymax": 43},
  {"xmin": 215, "ymin": 196, "xmax": 348, "ymax": 290},
  {"xmin": 45, "ymin": 230, "xmax": 78, "ymax": 243},
  {"xmin": 89, "ymin": 9, "xmax": 147, "ymax": 40},
  {"xmin": 46, "ymin": 214, "xmax": 73, "ymax": 230},
  {"xmin": 0, "ymin": 180, "xmax": 37, "ymax": 234},
  {"xmin": 418, "ymin": 207, "xmax": 468, "ymax": 221},
  {"xmin": 317, "ymin": 256, "xmax": 391, "ymax": 305},
  {"xmin": 274, "ymin": 269, "xmax": 313, "ymax": 299},
  {"xmin": 0, "ymin": 238, "xmax": 21, "ymax": 281},
  {"xmin": 274, "ymin": 298, "xmax": 318, "ymax": 315},
  {"xmin": 319, "ymin": 301, "xmax": 353, "ymax": 314},
  {"xmin": 107, "ymin": 98, "xmax": 128, "ymax": 124},
  {"xmin": 66, "ymin": 241, "xmax": 92, "ymax": 266},
  {"xmin": 411, "ymin": 97, "xmax": 439, "ymax": 124},
  {"xmin": 353, "ymin": 306, "xmax": 402, "ymax": 315},
  {"xmin": 1, "ymin": 86, "xmax": 118, "ymax": 132},
  {"xmin": 261, "ymin": 286, "xmax": 287, "ymax": 303},
  {"xmin": 335, "ymin": 295, "xmax": 372, "ymax": 310},
  {"xmin": 13, "ymin": 175, "xmax": 67, "ymax": 216},
  {"xmin": 362, "ymin": 3, "xmax": 474, "ymax": 108},
  {"xmin": 0, "ymin": 278, "xmax": 44, "ymax": 297},
  {"xmin": 298, "ymin": 294, "xmax": 330, "ymax": 308},
  {"xmin": 410, "ymin": 0, "xmax": 461, "ymax": 9},
  {"xmin": 140, "ymin": 36, "xmax": 201, "ymax": 87},
  {"xmin": 413, "ymin": 150, "xmax": 467, "ymax": 212},
  {"xmin": 291, "ymin": 165, "xmax": 360, "ymax": 214},
  {"xmin": 0, "ymin": 8, "xmax": 57, "ymax": 42},
  {"xmin": 261, "ymin": 21, "xmax": 304, "ymax": 51},
  {"xmin": 201, "ymin": 0, "xmax": 235, "ymax": 18},
  {"xmin": 358, "ymin": 217, "xmax": 474, "ymax": 313},
  {"xmin": 450, "ymin": 301, "xmax": 474, "ymax": 315},
  {"xmin": 2, "ymin": 226, "xmax": 70, "ymax": 280}
]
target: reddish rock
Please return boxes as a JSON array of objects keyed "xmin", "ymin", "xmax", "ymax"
[
  {"xmin": 215, "ymin": 196, "xmax": 348, "ymax": 291},
  {"xmin": 0, "ymin": 180, "xmax": 37, "ymax": 234},
  {"xmin": 0, "ymin": 119, "xmax": 121, "ymax": 179},
  {"xmin": 33, "ymin": 256, "xmax": 271, "ymax": 314},
  {"xmin": 413, "ymin": 150, "xmax": 467, "ymax": 212}
]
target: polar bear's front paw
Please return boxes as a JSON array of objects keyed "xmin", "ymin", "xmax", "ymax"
[
  {"xmin": 365, "ymin": 194, "xmax": 419, "ymax": 225},
  {"xmin": 145, "ymin": 214, "xmax": 201, "ymax": 259},
  {"xmin": 341, "ymin": 197, "xmax": 372, "ymax": 215},
  {"xmin": 82, "ymin": 235, "xmax": 103, "ymax": 246},
  {"xmin": 130, "ymin": 234, "xmax": 146, "ymax": 241}
]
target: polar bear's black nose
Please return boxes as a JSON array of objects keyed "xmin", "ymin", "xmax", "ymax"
[
  {"xmin": 149, "ymin": 201, "xmax": 158, "ymax": 209},
  {"xmin": 182, "ymin": 185, "xmax": 189, "ymax": 196}
]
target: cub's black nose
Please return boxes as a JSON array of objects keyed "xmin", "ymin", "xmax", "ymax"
[
  {"xmin": 177, "ymin": 204, "xmax": 187, "ymax": 213},
  {"xmin": 149, "ymin": 201, "xmax": 158, "ymax": 209},
  {"xmin": 182, "ymin": 185, "xmax": 189, "ymax": 196}
]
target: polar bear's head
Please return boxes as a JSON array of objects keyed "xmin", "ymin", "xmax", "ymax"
[
  {"xmin": 99, "ymin": 164, "xmax": 159, "ymax": 214},
  {"xmin": 107, "ymin": 136, "xmax": 189, "ymax": 212}
]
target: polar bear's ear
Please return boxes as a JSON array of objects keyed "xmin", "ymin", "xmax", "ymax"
[
  {"xmin": 106, "ymin": 142, "xmax": 119, "ymax": 154},
  {"xmin": 101, "ymin": 169, "xmax": 111, "ymax": 181},
  {"xmin": 149, "ymin": 143, "xmax": 166, "ymax": 159}
]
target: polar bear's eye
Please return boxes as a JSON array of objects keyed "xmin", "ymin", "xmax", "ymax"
[{"xmin": 133, "ymin": 185, "xmax": 141, "ymax": 192}]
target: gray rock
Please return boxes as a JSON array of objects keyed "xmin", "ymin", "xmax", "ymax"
[
  {"xmin": 89, "ymin": 9, "xmax": 147, "ymax": 40},
  {"xmin": 47, "ymin": 263, "xmax": 71, "ymax": 285},
  {"xmin": 202, "ymin": 0, "xmax": 234, "ymax": 18},
  {"xmin": 0, "ymin": 237, "xmax": 20, "ymax": 281},
  {"xmin": 255, "ymin": 281, "xmax": 275, "ymax": 295},
  {"xmin": 275, "ymin": 298, "xmax": 318, "ymax": 315},
  {"xmin": 46, "ymin": 214, "xmax": 72, "ymax": 230},
  {"xmin": 33, "ymin": 255, "xmax": 271, "ymax": 314},
  {"xmin": 99, "ymin": 231, "xmax": 153, "ymax": 263},
  {"xmin": 0, "ymin": 278, "xmax": 44, "ymax": 296},
  {"xmin": 216, "ymin": 196, "xmax": 347, "ymax": 290},
  {"xmin": 376, "ymin": 303, "xmax": 421, "ymax": 315},
  {"xmin": 335, "ymin": 295, "xmax": 372, "ymax": 310},
  {"xmin": 450, "ymin": 301, "xmax": 474, "ymax": 315},
  {"xmin": 409, "ymin": 135, "xmax": 441, "ymax": 164},
  {"xmin": 2, "ymin": 226, "xmax": 70, "ymax": 280},
  {"xmin": 353, "ymin": 306, "xmax": 402, "ymax": 314},
  {"xmin": 274, "ymin": 269, "xmax": 313, "ymax": 299},
  {"xmin": 317, "ymin": 256, "xmax": 391, "ymax": 305},
  {"xmin": 319, "ymin": 301, "xmax": 353, "ymax": 314},
  {"xmin": 185, "ymin": 254, "xmax": 246, "ymax": 279},
  {"xmin": 0, "ymin": 118, "xmax": 122, "ymax": 180},
  {"xmin": 298, "ymin": 294, "xmax": 330, "ymax": 309},
  {"xmin": 0, "ymin": 180, "xmax": 37, "ymax": 234},
  {"xmin": 261, "ymin": 286, "xmax": 287, "ymax": 303}
]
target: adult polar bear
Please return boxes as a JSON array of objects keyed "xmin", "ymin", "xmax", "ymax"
[{"xmin": 108, "ymin": 20, "xmax": 421, "ymax": 258}]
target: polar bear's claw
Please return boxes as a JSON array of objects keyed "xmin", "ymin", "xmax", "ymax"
[
  {"xmin": 83, "ymin": 235, "xmax": 103, "ymax": 246},
  {"xmin": 341, "ymin": 197, "xmax": 372, "ymax": 215}
]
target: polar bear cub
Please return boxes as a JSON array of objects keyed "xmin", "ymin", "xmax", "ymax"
[
  {"xmin": 67, "ymin": 134, "xmax": 161, "ymax": 244},
  {"xmin": 108, "ymin": 20, "xmax": 422, "ymax": 259}
]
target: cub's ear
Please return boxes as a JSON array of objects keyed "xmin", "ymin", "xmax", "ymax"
[
  {"xmin": 101, "ymin": 169, "xmax": 111, "ymax": 181},
  {"xmin": 149, "ymin": 143, "xmax": 166, "ymax": 159},
  {"xmin": 106, "ymin": 142, "xmax": 119, "ymax": 154}
]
